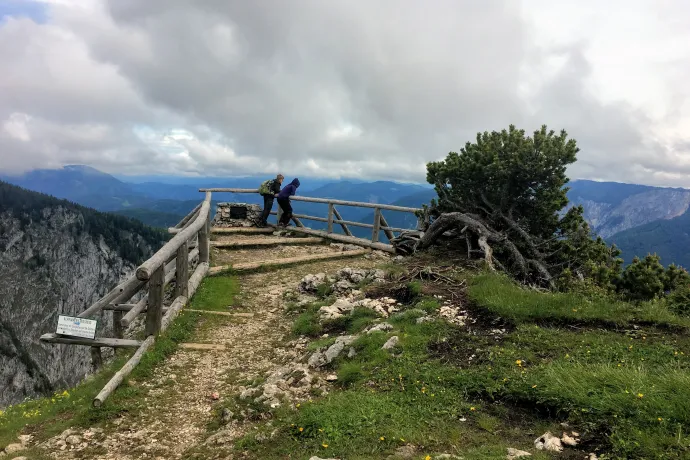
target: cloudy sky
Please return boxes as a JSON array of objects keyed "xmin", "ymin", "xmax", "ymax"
[{"xmin": 1, "ymin": 0, "xmax": 689, "ymax": 185}]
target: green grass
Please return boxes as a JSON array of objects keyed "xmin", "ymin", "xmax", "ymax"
[
  {"xmin": 468, "ymin": 273, "xmax": 690, "ymax": 329},
  {"xmin": 187, "ymin": 275, "xmax": 240, "ymax": 311},
  {"xmin": 239, "ymin": 269, "xmax": 690, "ymax": 459},
  {"xmin": 0, "ymin": 275, "xmax": 238, "ymax": 451}
]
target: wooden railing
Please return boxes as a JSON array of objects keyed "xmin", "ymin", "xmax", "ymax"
[
  {"xmin": 199, "ymin": 188, "xmax": 425, "ymax": 253},
  {"xmin": 39, "ymin": 192, "xmax": 213, "ymax": 407}
]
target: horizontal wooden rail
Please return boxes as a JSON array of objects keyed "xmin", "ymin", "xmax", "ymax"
[
  {"xmin": 199, "ymin": 188, "xmax": 421, "ymax": 213},
  {"xmin": 169, "ymin": 202, "xmax": 202, "ymax": 233},
  {"xmin": 211, "ymin": 237, "xmax": 323, "ymax": 248},
  {"xmin": 137, "ymin": 192, "xmax": 211, "ymax": 281},
  {"xmin": 40, "ymin": 334, "xmax": 142, "ymax": 348},
  {"xmin": 93, "ymin": 262, "xmax": 209, "ymax": 407},
  {"xmin": 209, "ymin": 250, "xmax": 370, "ymax": 275}
]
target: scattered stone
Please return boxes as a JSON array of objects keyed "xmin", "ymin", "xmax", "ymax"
[
  {"xmin": 326, "ymin": 374, "xmax": 338, "ymax": 382},
  {"xmin": 382, "ymin": 336, "xmax": 399, "ymax": 350},
  {"xmin": 330, "ymin": 243, "xmax": 362, "ymax": 252},
  {"xmin": 65, "ymin": 434, "xmax": 82, "ymax": 446},
  {"xmin": 17, "ymin": 435, "xmax": 32, "ymax": 446},
  {"xmin": 507, "ymin": 447, "xmax": 532, "ymax": 459},
  {"xmin": 366, "ymin": 322, "xmax": 393, "ymax": 334},
  {"xmin": 434, "ymin": 454, "xmax": 462, "ymax": 459},
  {"xmin": 561, "ymin": 432, "xmax": 578, "ymax": 446},
  {"xmin": 416, "ymin": 315, "xmax": 434, "ymax": 324},
  {"xmin": 588, "ymin": 454, "xmax": 599, "ymax": 460},
  {"xmin": 242, "ymin": 364, "xmax": 318, "ymax": 408},
  {"xmin": 309, "ymin": 457, "xmax": 340, "ymax": 460},
  {"xmin": 319, "ymin": 298, "xmax": 355, "ymax": 320},
  {"xmin": 298, "ymin": 273, "xmax": 327, "ymax": 293},
  {"xmin": 210, "ymin": 391, "xmax": 220, "ymax": 400},
  {"xmin": 534, "ymin": 432, "xmax": 563, "ymax": 452},
  {"xmin": 347, "ymin": 347, "xmax": 356, "ymax": 358},
  {"xmin": 221, "ymin": 408, "xmax": 234, "ymax": 424},
  {"xmin": 13, "ymin": 457, "xmax": 28, "ymax": 460},
  {"xmin": 309, "ymin": 336, "xmax": 357, "ymax": 368},
  {"xmin": 439, "ymin": 304, "xmax": 467, "ymax": 326},
  {"xmin": 3, "ymin": 444, "xmax": 25, "ymax": 454}
]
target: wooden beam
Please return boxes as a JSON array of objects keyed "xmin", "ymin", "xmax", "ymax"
[
  {"xmin": 199, "ymin": 216, "xmax": 210, "ymax": 264},
  {"xmin": 209, "ymin": 249, "xmax": 370, "ymax": 275},
  {"xmin": 175, "ymin": 241, "xmax": 189, "ymax": 298},
  {"xmin": 180, "ymin": 343, "xmax": 226, "ymax": 351},
  {"xmin": 145, "ymin": 265, "xmax": 165, "ymax": 336},
  {"xmin": 276, "ymin": 226, "xmax": 395, "ymax": 253},
  {"xmin": 113, "ymin": 311, "xmax": 124, "ymax": 339},
  {"xmin": 327, "ymin": 203, "xmax": 334, "ymax": 233},
  {"xmin": 137, "ymin": 192, "xmax": 211, "ymax": 281},
  {"xmin": 332, "ymin": 206, "xmax": 352, "ymax": 236},
  {"xmin": 211, "ymin": 237, "xmax": 323, "ymax": 248},
  {"xmin": 105, "ymin": 303, "xmax": 169, "ymax": 314},
  {"xmin": 199, "ymin": 188, "xmax": 421, "ymax": 213},
  {"xmin": 372, "ymin": 208, "xmax": 381, "ymax": 243},
  {"xmin": 378, "ymin": 212, "xmax": 396, "ymax": 242},
  {"xmin": 40, "ymin": 333, "xmax": 142, "ymax": 348},
  {"xmin": 93, "ymin": 335, "xmax": 155, "ymax": 407},
  {"xmin": 78, "ymin": 276, "xmax": 145, "ymax": 319},
  {"xmin": 186, "ymin": 309, "xmax": 254, "ymax": 317},
  {"xmin": 211, "ymin": 227, "xmax": 275, "ymax": 234}
]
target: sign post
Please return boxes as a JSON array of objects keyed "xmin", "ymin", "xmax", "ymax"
[{"xmin": 56, "ymin": 315, "xmax": 98, "ymax": 340}]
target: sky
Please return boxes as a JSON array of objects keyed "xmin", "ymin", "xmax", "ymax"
[{"xmin": 0, "ymin": 0, "xmax": 689, "ymax": 186}]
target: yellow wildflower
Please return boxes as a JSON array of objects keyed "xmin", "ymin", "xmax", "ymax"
[
  {"xmin": 515, "ymin": 360, "xmax": 522, "ymax": 367},
  {"xmin": 637, "ymin": 393, "xmax": 644, "ymax": 398},
  {"xmin": 425, "ymin": 456, "xmax": 432, "ymax": 460},
  {"xmin": 532, "ymin": 385, "xmax": 537, "ymax": 389},
  {"xmin": 380, "ymin": 436, "xmax": 385, "ymax": 441},
  {"xmin": 470, "ymin": 407, "xmax": 476, "ymax": 411},
  {"xmin": 296, "ymin": 403, "xmax": 300, "ymax": 408},
  {"xmin": 658, "ymin": 417, "xmax": 663, "ymax": 421},
  {"xmin": 322, "ymin": 443, "xmax": 329, "ymax": 448},
  {"xmin": 299, "ymin": 427, "xmax": 304, "ymax": 432}
]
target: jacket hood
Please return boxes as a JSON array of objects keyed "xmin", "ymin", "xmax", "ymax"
[{"xmin": 291, "ymin": 178, "xmax": 300, "ymax": 187}]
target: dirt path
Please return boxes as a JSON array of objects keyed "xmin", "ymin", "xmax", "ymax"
[{"xmin": 46, "ymin": 235, "xmax": 386, "ymax": 459}]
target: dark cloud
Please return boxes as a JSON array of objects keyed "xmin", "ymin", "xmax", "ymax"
[{"xmin": 0, "ymin": 0, "xmax": 688, "ymax": 186}]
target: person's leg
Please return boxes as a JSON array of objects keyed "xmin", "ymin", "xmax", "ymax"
[
  {"xmin": 277, "ymin": 199, "xmax": 289, "ymax": 226},
  {"xmin": 283, "ymin": 200, "xmax": 293, "ymax": 226},
  {"xmin": 260, "ymin": 195, "xmax": 273, "ymax": 225}
]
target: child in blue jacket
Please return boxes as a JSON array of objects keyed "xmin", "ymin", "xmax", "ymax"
[{"xmin": 277, "ymin": 178, "xmax": 300, "ymax": 227}]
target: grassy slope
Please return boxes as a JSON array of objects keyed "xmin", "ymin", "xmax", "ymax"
[
  {"xmin": 238, "ymin": 264, "xmax": 690, "ymax": 460},
  {"xmin": 0, "ymin": 275, "xmax": 238, "ymax": 457}
]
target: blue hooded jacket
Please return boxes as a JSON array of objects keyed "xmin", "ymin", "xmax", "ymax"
[{"xmin": 278, "ymin": 178, "xmax": 300, "ymax": 199}]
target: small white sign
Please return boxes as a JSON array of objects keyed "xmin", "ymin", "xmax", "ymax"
[{"xmin": 56, "ymin": 315, "xmax": 98, "ymax": 339}]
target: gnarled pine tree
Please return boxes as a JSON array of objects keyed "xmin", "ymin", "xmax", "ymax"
[{"xmin": 409, "ymin": 125, "xmax": 620, "ymax": 288}]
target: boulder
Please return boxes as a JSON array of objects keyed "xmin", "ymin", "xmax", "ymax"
[
  {"xmin": 382, "ymin": 336, "xmax": 399, "ymax": 350},
  {"xmin": 534, "ymin": 432, "xmax": 563, "ymax": 452},
  {"xmin": 298, "ymin": 273, "xmax": 327, "ymax": 293}
]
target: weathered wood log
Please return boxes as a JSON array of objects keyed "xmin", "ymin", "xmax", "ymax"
[
  {"xmin": 113, "ymin": 311, "xmax": 124, "ymax": 339},
  {"xmin": 327, "ymin": 203, "xmax": 334, "ymax": 233},
  {"xmin": 137, "ymin": 192, "xmax": 211, "ymax": 281},
  {"xmin": 378, "ymin": 213, "xmax": 396, "ymax": 242},
  {"xmin": 278, "ymin": 226, "xmax": 395, "ymax": 253},
  {"xmin": 208, "ymin": 250, "xmax": 370, "ymax": 275},
  {"xmin": 144, "ymin": 265, "xmax": 165, "ymax": 336},
  {"xmin": 78, "ymin": 276, "xmax": 145, "ymax": 319},
  {"xmin": 211, "ymin": 227, "xmax": 275, "ymax": 234},
  {"xmin": 168, "ymin": 202, "xmax": 202, "ymax": 233},
  {"xmin": 159, "ymin": 295, "xmax": 187, "ymax": 333},
  {"xmin": 332, "ymin": 206, "xmax": 353, "ymax": 236},
  {"xmin": 187, "ymin": 262, "xmax": 208, "ymax": 301},
  {"xmin": 41, "ymin": 333, "xmax": 142, "ymax": 348},
  {"xmin": 175, "ymin": 241, "xmax": 189, "ymax": 298},
  {"xmin": 105, "ymin": 303, "xmax": 169, "ymax": 313},
  {"xmin": 211, "ymin": 237, "xmax": 324, "ymax": 248},
  {"xmin": 199, "ymin": 216, "xmax": 210, "ymax": 264},
  {"xmin": 372, "ymin": 208, "xmax": 382, "ymax": 243},
  {"xmin": 93, "ymin": 335, "xmax": 155, "ymax": 407},
  {"xmin": 90, "ymin": 347, "xmax": 102, "ymax": 371},
  {"xmin": 199, "ymin": 188, "xmax": 421, "ymax": 213}
]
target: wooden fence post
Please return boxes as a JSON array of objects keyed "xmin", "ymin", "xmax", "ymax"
[
  {"xmin": 175, "ymin": 241, "xmax": 189, "ymax": 298},
  {"xmin": 327, "ymin": 203, "xmax": 334, "ymax": 234},
  {"xmin": 332, "ymin": 206, "xmax": 353, "ymax": 236},
  {"xmin": 372, "ymin": 207, "xmax": 381, "ymax": 243},
  {"xmin": 113, "ymin": 311, "xmax": 124, "ymax": 339},
  {"xmin": 200, "ymin": 218, "xmax": 210, "ymax": 264},
  {"xmin": 90, "ymin": 347, "xmax": 103, "ymax": 371},
  {"xmin": 145, "ymin": 265, "xmax": 165, "ymax": 336},
  {"xmin": 379, "ymin": 212, "xmax": 396, "ymax": 242}
]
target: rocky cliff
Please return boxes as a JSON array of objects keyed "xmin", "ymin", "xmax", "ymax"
[{"xmin": 0, "ymin": 182, "xmax": 166, "ymax": 408}]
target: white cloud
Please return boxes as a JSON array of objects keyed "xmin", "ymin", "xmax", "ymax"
[{"xmin": 0, "ymin": 0, "xmax": 688, "ymax": 187}]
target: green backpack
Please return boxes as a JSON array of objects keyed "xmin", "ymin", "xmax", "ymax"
[{"xmin": 258, "ymin": 179, "xmax": 274, "ymax": 195}]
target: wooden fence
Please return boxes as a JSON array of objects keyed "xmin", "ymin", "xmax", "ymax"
[
  {"xmin": 199, "ymin": 188, "xmax": 424, "ymax": 253},
  {"xmin": 38, "ymin": 187, "xmax": 422, "ymax": 407},
  {"xmin": 39, "ymin": 192, "xmax": 213, "ymax": 407}
]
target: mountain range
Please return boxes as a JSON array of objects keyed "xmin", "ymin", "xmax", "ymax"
[{"xmin": 2, "ymin": 166, "xmax": 690, "ymax": 268}]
